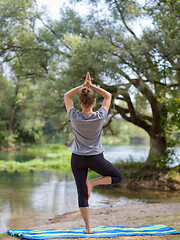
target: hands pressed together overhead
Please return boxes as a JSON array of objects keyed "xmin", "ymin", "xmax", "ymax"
[
  {"xmin": 64, "ymin": 71, "xmax": 111, "ymax": 114},
  {"xmin": 83, "ymin": 72, "xmax": 92, "ymax": 87}
]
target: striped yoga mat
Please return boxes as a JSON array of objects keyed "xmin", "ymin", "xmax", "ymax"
[{"xmin": 7, "ymin": 224, "xmax": 180, "ymax": 239}]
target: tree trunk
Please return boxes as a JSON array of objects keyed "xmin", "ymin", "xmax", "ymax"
[
  {"xmin": 8, "ymin": 107, "xmax": 16, "ymax": 134},
  {"xmin": 8, "ymin": 85, "xmax": 19, "ymax": 134},
  {"xmin": 146, "ymin": 133, "xmax": 167, "ymax": 169}
]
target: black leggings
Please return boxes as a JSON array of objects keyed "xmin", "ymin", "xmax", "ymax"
[{"xmin": 71, "ymin": 152, "xmax": 122, "ymax": 207}]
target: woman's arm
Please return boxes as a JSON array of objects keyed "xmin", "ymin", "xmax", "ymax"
[
  {"xmin": 86, "ymin": 72, "xmax": 112, "ymax": 113},
  {"xmin": 90, "ymin": 84, "xmax": 112, "ymax": 113},
  {"xmin": 64, "ymin": 85, "xmax": 85, "ymax": 113}
]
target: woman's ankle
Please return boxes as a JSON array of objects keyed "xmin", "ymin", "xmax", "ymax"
[{"xmin": 85, "ymin": 225, "xmax": 92, "ymax": 234}]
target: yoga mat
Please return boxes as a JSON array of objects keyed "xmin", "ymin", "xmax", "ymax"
[{"xmin": 7, "ymin": 224, "xmax": 180, "ymax": 239}]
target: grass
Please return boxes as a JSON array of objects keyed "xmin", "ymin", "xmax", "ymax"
[
  {"xmin": 170, "ymin": 169, "xmax": 180, "ymax": 182},
  {"xmin": 1, "ymin": 144, "xmax": 179, "ymax": 239},
  {"xmin": 25, "ymin": 144, "xmax": 69, "ymax": 152},
  {"xmin": 0, "ymin": 144, "xmax": 179, "ymax": 189},
  {"xmin": 101, "ymin": 135, "xmax": 127, "ymax": 145},
  {"xmin": 0, "ymin": 158, "xmax": 71, "ymax": 172},
  {"xmin": 0, "ymin": 144, "xmax": 72, "ymax": 172}
]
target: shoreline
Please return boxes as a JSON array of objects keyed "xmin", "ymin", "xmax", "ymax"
[
  {"xmin": 44, "ymin": 202, "xmax": 180, "ymax": 229},
  {"xmin": 1, "ymin": 202, "xmax": 180, "ymax": 240}
]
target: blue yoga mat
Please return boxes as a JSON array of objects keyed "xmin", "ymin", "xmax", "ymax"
[{"xmin": 7, "ymin": 224, "xmax": 180, "ymax": 239}]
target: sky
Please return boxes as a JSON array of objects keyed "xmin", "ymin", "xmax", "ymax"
[
  {"xmin": 36, "ymin": 0, "xmax": 148, "ymax": 35},
  {"xmin": 36, "ymin": 0, "xmax": 91, "ymax": 20},
  {"xmin": 36, "ymin": 0, "xmax": 146, "ymax": 20}
]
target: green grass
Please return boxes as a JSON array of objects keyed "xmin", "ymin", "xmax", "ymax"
[
  {"xmin": 24, "ymin": 143, "xmax": 70, "ymax": 153},
  {"xmin": 101, "ymin": 135, "xmax": 126, "ymax": 145},
  {"xmin": 0, "ymin": 144, "xmax": 179, "ymax": 183},
  {"xmin": 0, "ymin": 158, "xmax": 71, "ymax": 172},
  {"xmin": 114, "ymin": 160, "xmax": 146, "ymax": 178},
  {"xmin": 0, "ymin": 144, "xmax": 72, "ymax": 172}
]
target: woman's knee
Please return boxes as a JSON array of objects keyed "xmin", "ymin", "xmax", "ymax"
[
  {"xmin": 78, "ymin": 196, "xmax": 89, "ymax": 207},
  {"xmin": 111, "ymin": 172, "xmax": 122, "ymax": 184},
  {"xmin": 77, "ymin": 183, "xmax": 89, "ymax": 207}
]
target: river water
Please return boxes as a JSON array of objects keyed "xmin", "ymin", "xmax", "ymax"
[{"xmin": 0, "ymin": 145, "xmax": 180, "ymax": 233}]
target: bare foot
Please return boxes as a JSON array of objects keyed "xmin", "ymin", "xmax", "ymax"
[
  {"xmin": 83, "ymin": 227, "xmax": 92, "ymax": 234},
  {"xmin": 86, "ymin": 179, "xmax": 93, "ymax": 199}
]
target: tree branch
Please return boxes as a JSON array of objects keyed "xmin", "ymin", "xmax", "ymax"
[
  {"xmin": 46, "ymin": 121, "xmax": 68, "ymax": 143},
  {"xmin": 36, "ymin": 14, "xmax": 73, "ymax": 53},
  {"xmin": 130, "ymin": 78, "xmax": 160, "ymax": 128},
  {"xmin": 154, "ymin": 81, "xmax": 180, "ymax": 88},
  {"xmin": 136, "ymin": 112, "xmax": 153, "ymax": 123},
  {"xmin": 0, "ymin": 44, "xmax": 71, "ymax": 64},
  {"xmin": 103, "ymin": 112, "xmax": 117, "ymax": 129},
  {"xmin": 123, "ymin": 93, "xmax": 136, "ymax": 120},
  {"xmin": 114, "ymin": 0, "xmax": 138, "ymax": 40},
  {"xmin": 115, "ymin": 104, "xmax": 131, "ymax": 121},
  {"xmin": 92, "ymin": 78, "xmax": 119, "ymax": 94},
  {"xmin": 115, "ymin": 104, "xmax": 151, "ymax": 134}
]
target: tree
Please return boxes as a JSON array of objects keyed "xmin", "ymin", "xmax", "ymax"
[
  {"xmin": 61, "ymin": 0, "xmax": 180, "ymax": 168},
  {"xmin": 0, "ymin": 3, "xmax": 90, "ymax": 147},
  {"xmin": 1, "ymin": 0, "xmax": 179, "ymax": 168},
  {"xmin": 0, "ymin": 0, "xmax": 47, "ymax": 149}
]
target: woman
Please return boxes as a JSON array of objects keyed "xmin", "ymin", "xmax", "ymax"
[{"xmin": 64, "ymin": 72, "xmax": 122, "ymax": 234}]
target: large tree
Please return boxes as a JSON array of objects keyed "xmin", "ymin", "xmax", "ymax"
[
  {"xmin": 1, "ymin": 0, "xmax": 179, "ymax": 168},
  {"xmin": 0, "ymin": 2, "xmax": 89, "ymax": 147},
  {"xmin": 0, "ymin": 0, "xmax": 48, "ymax": 148},
  {"xmin": 58, "ymin": 0, "xmax": 180, "ymax": 168}
]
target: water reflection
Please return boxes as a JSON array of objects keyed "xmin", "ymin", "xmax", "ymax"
[
  {"xmin": 103, "ymin": 145, "xmax": 180, "ymax": 166},
  {"xmin": 0, "ymin": 151, "xmax": 40, "ymax": 162},
  {"xmin": 0, "ymin": 170, "xmax": 138, "ymax": 233},
  {"xmin": 94, "ymin": 187, "xmax": 180, "ymax": 204},
  {"xmin": 0, "ymin": 145, "xmax": 180, "ymax": 233},
  {"xmin": 1, "ymin": 169, "xmax": 180, "ymax": 234},
  {"xmin": 0, "ymin": 171, "xmax": 75, "ymax": 233},
  {"xmin": 1, "ymin": 146, "xmax": 179, "ymax": 166},
  {"xmin": 103, "ymin": 145, "xmax": 149, "ymax": 163}
]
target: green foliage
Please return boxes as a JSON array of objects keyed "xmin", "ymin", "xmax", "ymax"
[
  {"xmin": 0, "ymin": 144, "xmax": 71, "ymax": 172},
  {"xmin": 135, "ymin": 93, "xmax": 148, "ymax": 114},
  {"xmin": 166, "ymin": 97, "xmax": 180, "ymax": 142},
  {"xmin": 0, "ymin": 0, "xmax": 46, "ymax": 148},
  {"xmin": 0, "ymin": 74, "xmax": 44, "ymax": 147},
  {"xmin": 62, "ymin": 0, "xmax": 179, "ymax": 167},
  {"xmin": 3, "ymin": 133, "xmax": 18, "ymax": 148},
  {"xmin": 102, "ymin": 135, "xmax": 126, "ymax": 145},
  {"xmin": 53, "ymin": 8, "xmax": 88, "ymax": 37},
  {"xmin": 170, "ymin": 169, "xmax": 180, "ymax": 182},
  {"xmin": 0, "ymin": 0, "xmax": 179, "ymax": 169},
  {"xmin": 88, "ymin": 158, "xmax": 179, "ymax": 181},
  {"xmin": 0, "ymin": 0, "xmax": 37, "ymax": 63},
  {"xmin": 102, "ymin": 118, "xmax": 149, "ymax": 145},
  {"xmin": 0, "ymin": 158, "xmax": 71, "ymax": 172},
  {"xmin": 114, "ymin": 160, "xmax": 146, "ymax": 178}
]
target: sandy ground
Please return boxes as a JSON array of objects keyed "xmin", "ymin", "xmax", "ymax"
[
  {"xmin": 2, "ymin": 202, "xmax": 180, "ymax": 240},
  {"xmin": 46, "ymin": 202, "xmax": 180, "ymax": 229}
]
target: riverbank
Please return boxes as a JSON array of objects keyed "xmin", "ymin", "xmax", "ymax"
[
  {"xmin": 0, "ymin": 144, "xmax": 72, "ymax": 172},
  {"xmin": 0, "ymin": 144, "xmax": 179, "ymax": 192},
  {"xmin": 1, "ymin": 202, "xmax": 180, "ymax": 240}
]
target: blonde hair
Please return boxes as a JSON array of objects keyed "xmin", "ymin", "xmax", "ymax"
[{"xmin": 79, "ymin": 87, "xmax": 95, "ymax": 107}]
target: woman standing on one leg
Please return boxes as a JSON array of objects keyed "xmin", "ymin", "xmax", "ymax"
[{"xmin": 64, "ymin": 72, "xmax": 122, "ymax": 234}]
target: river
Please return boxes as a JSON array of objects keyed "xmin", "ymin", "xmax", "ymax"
[{"xmin": 0, "ymin": 145, "xmax": 180, "ymax": 233}]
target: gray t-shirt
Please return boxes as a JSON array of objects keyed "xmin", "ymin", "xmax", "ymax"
[{"xmin": 68, "ymin": 106, "xmax": 107, "ymax": 155}]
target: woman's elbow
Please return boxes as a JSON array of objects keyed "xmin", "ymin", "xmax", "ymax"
[
  {"xmin": 64, "ymin": 92, "xmax": 69, "ymax": 101},
  {"xmin": 108, "ymin": 93, "xmax": 112, "ymax": 101}
]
